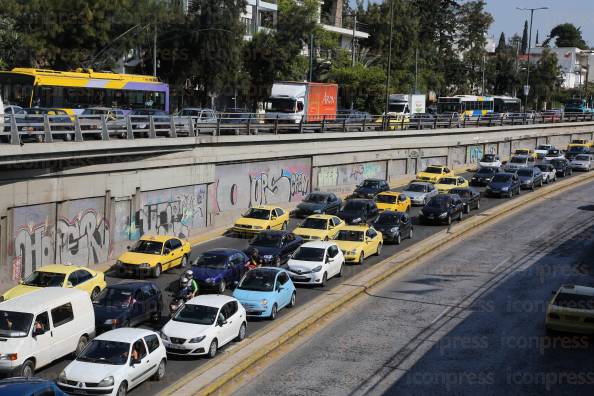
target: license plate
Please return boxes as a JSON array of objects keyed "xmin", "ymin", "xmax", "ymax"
[
  {"xmin": 168, "ymin": 344, "xmax": 186, "ymax": 350},
  {"xmin": 292, "ymin": 275, "xmax": 307, "ymax": 280}
]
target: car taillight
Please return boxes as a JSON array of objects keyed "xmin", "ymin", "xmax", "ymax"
[{"xmin": 548, "ymin": 313, "xmax": 560, "ymax": 320}]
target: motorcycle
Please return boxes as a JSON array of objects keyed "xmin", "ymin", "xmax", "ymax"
[{"xmin": 169, "ymin": 286, "xmax": 192, "ymax": 317}]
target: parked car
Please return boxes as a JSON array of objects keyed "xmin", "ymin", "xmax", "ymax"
[
  {"xmin": 402, "ymin": 181, "xmax": 438, "ymax": 206},
  {"xmin": 485, "ymin": 172, "xmax": 521, "ymax": 198},
  {"xmin": 470, "ymin": 166, "xmax": 504, "ymax": 186},
  {"xmin": 374, "ymin": 191, "xmax": 411, "ymax": 213},
  {"xmin": 232, "ymin": 267, "xmax": 296, "ymax": 319},
  {"xmin": 130, "ymin": 108, "xmax": 169, "ymax": 135},
  {"xmin": 517, "ymin": 167, "xmax": 544, "ymax": 190},
  {"xmin": 292, "ymin": 192, "xmax": 342, "ymax": 217},
  {"xmin": 535, "ymin": 144, "xmax": 554, "ymax": 159},
  {"xmin": 549, "ymin": 158, "xmax": 573, "ymax": 177},
  {"xmin": 434, "ymin": 176, "xmax": 469, "ymax": 194},
  {"xmin": 336, "ymin": 109, "xmax": 372, "ymax": 131},
  {"xmin": 332, "ymin": 225, "xmax": 383, "ymax": 264},
  {"xmin": 292, "ymin": 214, "xmax": 345, "ymax": 241},
  {"xmin": 0, "ymin": 288, "xmax": 95, "ymax": 377},
  {"xmin": 478, "ymin": 153, "xmax": 502, "ymax": 168},
  {"xmin": 544, "ymin": 148, "xmax": 564, "ymax": 161},
  {"xmin": 191, "ymin": 249, "xmax": 250, "ymax": 293},
  {"xmin": 569, "ymin": 154, "xmax": 593, "ymax": 171},
  {"xmin": 2, "ymin": 105, "xmax": 33, "ymax": 142},
  {"xmin": 93, "ymin": 281, "xmax": 163, "ymax": 334},
  {"xmin": 504, "ymin": 155, "xmax": 532, "ymax": 171},
  {"xmin": 116, "ymin": 235, "xmax": 191, "ymax": 278},
  {"xmin": 351, "ymin": 179, "xmax": 390, "ymax": 199},
  {"xmin": 23, "ymin": 107, "xmax": 74, "ymax": 142},
  {"xmin": 232, "ymin": 205, "xmax": 290, "ymax": 234},
  {"xmin": 0, "ymin": 377, "xmax": 68, "ymax": 395},
  {"xmin": 1, "ymin": 264, "xmax": 106, "ymax": 302},
  {"xmin": 535, "ymin": 163, "xmax": 557, "ymax": 184},
  {"xmin": 337, "ymin": 198, "xmax": 379, "ymax": 225},
  {"xmin": 57, "ymin": 328, "xmax": 167, "ymax": 396},
  {"xmin": 246, "ymin": 230, "xmax": 304, "ymax": 267},
  {"xmin": 80, "ymin": 107, "xmax": 126, "ymax": 138},
  {"xmin": 160, "ymin": 294, "xmax": 247, "ymax": 358},
  {"xmin": 286, "ymin": 241, "xmax": 344, "ymax": 287},
  {"xmin": 449, "ymin": 187, "xmax": 481, "ymax": 213},
  {"xmin": 545, "ymin": 284, "xmax": 594, "ymax": 334},
  {"xmin": 408, "ymin": 113, "xmax": 436, "ymax": 129},
  {"xmin": 419, "ymin": 194, "xmax": 465, "ymax": 225},
  {"xmin": 371, "ymin": 210, "xmax": 413, "ymax": 245},
  {"xmin": 175, "ymin": 108, "xmax": 217, "ymax": 135},
  {"xmin": 416, "ymin": 165, "xmax": 455, "ymax": 183}
]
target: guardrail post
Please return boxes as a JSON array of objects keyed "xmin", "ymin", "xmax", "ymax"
[
  {"xmin": 417, "ymin": 115, "xmax": 422, "ymax": 130},
  {"xmin": 274, "ymin": 115, "xmax": 279, "ymax": 135},
  {"xmin": 126, "ymin": 116, "xmax": 134, "ymax": 140},
  {"xmin": 299, "ymin": 115, "xmax": 304, "ymax": 133},
  {"xmin": 449, "ymin": 115, "xmax": 453, "ymax": 129},
  {"xmin": 400, "ymin": 116, "xmax": 405, "ymax": 130},
  {"xmin": 500, "ymin": 115, "xmax": 504, "ymax": 127},
  {"xmin": 10, "ymin": 115, "xmax": 20, "ymax": 145},
  {"xmin": 43, "ymin": 114, "xmax": 53, "ymax": 143},
  {"xmin": 433, "ymin": 116, "xmax": 437, "ymax": 129},
  {"xmin": 187, "ymin": 117, "xmax": 194, "ymax": 137},
  {"xmin": 476, "ymin": 115, "xmax": 480, "ymax": 127},
  {"xmin": 246, "ymin": 115, "xmax": 252, "ymax": 135},
  {"xmin": 215, "ymin": 117, "xmax": 220, "ymax": 136},
  {"xmin": 149, "ymin": 116, "xmax": 157, "ymax": 139},
  {"xmin": 362, "ymin": 115, "xmax": 367, "ymax": 131},
  {"xmin": 169, "ymin": 117, "xmax": 177, "ymax": 138},
  {"xmin": 100, "ymin": 115, "xmax": 110, "ymax": 140},
  {"xmin": 321, "ymin": 115, "xmax": 326, "ymax": 133},
  {"xmin": 74, "ymin": 115, "xmax": 84, "ymax": 142},
  {"xmin": 342, "ymin": 117, "xmax": 347, "ymax": 132}
]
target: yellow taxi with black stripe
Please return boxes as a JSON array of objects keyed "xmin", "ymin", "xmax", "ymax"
[
  {"xmin": 332, "ymin": 225, "xmax": 383, "ymax": 265},
  {"xmin": 435, "ymin": 176, "xmax": 469, "ymax": 194},
  {"xmin": 415, "ymin": 165, "xmax": 455, "ymax": 183},
  {"xmin": 116, "ymin": 234, "xmax": 192, "ymax": 277},
  {"xmin": 292, "ymin": 214, "xmax": 345, "ymax": 241},
  {"xmin": 1, "ymin": 264, "xmax": 107, "ymax": 302},
  {"xmin": 232, "ymin": 205, "xmax": 290, "ymax": 234},
  {"xmin": 374, "ymin": 191, "xmax": 411, "ymax": 213}
]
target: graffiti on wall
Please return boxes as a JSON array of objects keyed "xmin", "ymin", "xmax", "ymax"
[
  {"xmin": 485, "ymin": 143, "xmax": 498, "ymax": 155},
  {"xmin": 466, "ymin": 145, "xmax": 484, "ymax": 164},
  {"xmin": 214, "ymin": 159, "xmax": 311, "ymax": 212},
  {"xmin": 133, "ymin": 185, "xmax": 207, "ymax": 240},
  {"xmin": 316, "ymin": 161, "xmax": 386, "ymax": 188},
  {"xmin": 56, "ymin": 210, "xmax": 110, "ymax": 266}
]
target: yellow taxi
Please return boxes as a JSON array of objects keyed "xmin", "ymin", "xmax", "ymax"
[
  {"xmin": 513, "ymin": 148, "xmax": 537, "ymax": 159},
  {"xmin": 374, "ymin": 114, "xmax": 410, "ymax": 130},
  {"xmin": 1, "ymin": 264, "xmax": 106, "ymax": 302},
  {"xmin": 374, "ymin": 191, "xmax": 411, "ymax": 212},
  {"xmin": 332, "ymin": 225, "xmax": 383, "ymax": 265},
  {"xmin": 435, "ymin": 176, "xmax": 469, "ymax": 193},
  {"xmin": 116, "ymin": 234, "xmax": 192, "ymax": 278},
  {"xmin": 293, "ymin": 214, "xmax": 345, "ymax": 241},
  {"xmin": 415, "ymin": 165, "xmax": 455, "ymax": 183},
  {"xmin": 570, "ymin": 139, "xmax": 592, "ymax": 147},
  {"xmin": 546, "ymin": 284, "xmax": 594, "ymax": 334},
  {"xmin": 232, "ymin": 205, "xmax": 290, "ymax": 234}
]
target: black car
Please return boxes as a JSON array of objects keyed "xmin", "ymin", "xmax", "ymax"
[
  {"xmin": 550, "ymin": 158, "xmax": 573, "ymax": 177},
  {"xmin": 485, "ymin": 173, "xmax": 521, "ymax": 198},
  {"xmin": 337, "ymin": 198, "xmax": 379, "ymax": 224},
  {"xmin": 23, "ymin": 107, "xmax": 74, "ymax": 142},
  {"xmin": 449, "ymin": 187, "xmax": 481, "ymax": 213},
  {"xmin": 371, "ymin": 211, "xmax": 413, "ymax": 244},
  {"xmin": 565, "ymin": 145, "xmax": 590, "ymax": 161},
  {"xmin": 93, "ymin": 281, "xmax": 163, "ymax": 333},
  {"xmin": 470, "ymin": 166, "xmax": 504, "ymax": 186},
  {"xmin": 419, "ymin": 194, "xmax": 465, "ymax": 225},
  {"xmin": 517, "ymin": 167, "xmax": 544, "ymax": 190},
  {"xmin": 336, "ymin": 109, "xmax": 372, "ymax": 131},
  {"xmin": 351, "ymin": 179, "xmax": 390, "ymax": 199},
  {"xmin": 246, "ymin": 230, "xmax": 304, "ymax": 267},
  {"xmin": 292, "ymin": 192, "xmax": 342, "ymax": 218}
]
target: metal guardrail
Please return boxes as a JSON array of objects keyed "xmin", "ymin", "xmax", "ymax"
[{"xmin": 1, "ymin": 112, "xmax": 593, "ymax": 145}]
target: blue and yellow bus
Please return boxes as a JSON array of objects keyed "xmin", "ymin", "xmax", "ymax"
[
  {"xmin": 0, "ymin": 68, "xmax": 169, "ymax": 114},
  {"xmin": 437, "ymin": 95, "xmax": 494, "ymax": 117}
]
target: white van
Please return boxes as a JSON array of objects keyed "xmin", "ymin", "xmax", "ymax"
[{"xmin": 0, "ymin": 287, "xmax": 95, "ymax": 377}]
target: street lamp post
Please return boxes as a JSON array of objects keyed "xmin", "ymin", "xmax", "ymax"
[{"xmin": 517, "ymin": 6, "xmax": 548, "ymax": 110}]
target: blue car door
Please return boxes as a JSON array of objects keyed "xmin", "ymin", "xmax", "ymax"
[{"xmin": 276, "ymin": 272, "xmax": 292, "ymax": 307}]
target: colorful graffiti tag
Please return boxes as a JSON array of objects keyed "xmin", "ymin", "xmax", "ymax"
[
  {"xmin": 316, "ymin": 161, "xmax": 387, "ymax": 188},
  {"xmin": 466, "ymin": 145, "xmax": 484, "ymax": 164}
]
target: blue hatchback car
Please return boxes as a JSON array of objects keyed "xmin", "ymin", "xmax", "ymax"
[
  {"xmin": 0, "ymin": 377, "xmax": 67, "ymax": 396},
  {"xmin": 233, "ymin": 267, "xmax": 296, "ymax": 319},
  {"xmin": 192, "ymin": 248, "xmax": 250, "ymax": 294}
]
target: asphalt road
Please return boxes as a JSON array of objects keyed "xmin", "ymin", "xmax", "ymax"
[
  {"xmin": 234, "ymin": 178, "xmax": 594, "ymax": 396},
  {"xmin": 33, "ymin": 170, "xmax": 583, "ymax": 395}
]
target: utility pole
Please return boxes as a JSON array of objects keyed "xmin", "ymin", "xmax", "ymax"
[
  {"xmin": 517, "ymin": 6, "xmax": 548, "ymax": 110},
  {"xmin": 384, "ymin": 0, "xmax": 394, "ymax": 115},
  {"xmin": 351, "ymin": 14, "xmax": 357, "ymax": 68},
  {"xmin": 481, "ymin": 54, "xmax": 486, "ymax": 95},
  {"xmin": 309, "ymin": 34, "xmax": 314, "ymax": 82},
  {"xmin": 414, "ymin": 48, "xmax": 419, "ymax": 94},
  {"xmin": 153, "ymin": 24, "xmax": 157, "ymax": 76}
]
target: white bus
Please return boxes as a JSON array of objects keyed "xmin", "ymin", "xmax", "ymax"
[{"xmin": 437, "ymin": 95, "xmax": 494, "ymax": 117}]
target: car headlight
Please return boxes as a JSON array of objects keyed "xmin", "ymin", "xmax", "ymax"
[
  {"xmin": 312, "ymin": 265, "xmax": 323, "ymax": 273},
  {"xmin": 0, "ymin": 353, "xmax": 17, "ymax": 361},
  {"xmin": 58, "ymin": 370, "xmax": 67, "ymax": 383},
  {"xmin": 159, "ymin": 331, "xmax": 169, "ymax": 341},
  {"xmin": 139, "ymin": 263, "xmax": 150, "ymax": 268},
  {"xmin": 313, "ymin": 209, "xmax": 322, "ymax": 214},
  {"xmin": 352, "ymin": 217, "xmax": 362, "ymax": 224},
  {"xmin": 347, "ymin": 249, "xmax": 358, "ymax": 255},
  {"xmin": 260, "ymin": 299, "xmax": 269, "ymax": 307},
  {"xmin": 206, "ymin": 278, "xmax": 215, "ymax": 284},
  {"xmin": 189, "ymin": 335, "xmax": 206, "ymax": 343},
  {"xmin": 390, "ymin": 227, "xmax": 399, "ymax": 233},
  {"xmin": 439, "ymin": 212, "xmax": 448, "ymax": 218},
  {"xmin": 262, "ymin": 255, "xmax": 274, "ymax": 261},
  {"xmin": 98, "ymin": 376, "xmax": 114, "ymax": 387},
  {"xmin": 103, "ymin": 319, "xmax": 121, "ymax": 326},
  {"xmin": 253, "ymin": 226, "xmax": 263, "ymax": 230},
  {"xmin": 501, "ymin": 186, "xmax": 509, "ymax": 191}
]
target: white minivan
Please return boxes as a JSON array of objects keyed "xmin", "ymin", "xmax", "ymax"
[{"xmin": 0, "ymin": 287, "xmax": 95, "ymax": 377}]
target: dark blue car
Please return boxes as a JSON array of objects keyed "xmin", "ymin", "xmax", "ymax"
[
  {"xmin": 246, "ymin": 230, "xmax": 304, "ymax": 267},
  {"xmin": 0, "ymin": 377, "xmax": 67, "ymax": 395},
  {"xmin": 192, "ymin": 248, "xmax": 250, "ymax": 294},
  {"xmin": 93, "ymin": 281, "xmax": 163, "ymax": 333}
]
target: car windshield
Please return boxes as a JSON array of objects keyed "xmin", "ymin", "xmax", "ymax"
[
  {"xmin": 173, "ymin": 304, "xmax": 218, "ymax": 325},
  {"xmin": 426, "ymin": 196, "xmax": 449, "ymax": 208},
  {"xmin": 552, "ymin": 292, "xmax": 594, "ymax": 311},
  {"xmin": 575, "ymin": 155, "xmax": 590, "ymax": 161},
  {"xmin": 547, "ymin": 150, "xmax": 560, "ymax": 156},
  {"xmin": 93, "ymin": 288, "xmax": 135, "ymax": 308},
  {"xmin": 303, "ymin": 194, "xmax": 326, "ymax": 203},
  {"xmin": 481, "ymin": 154, "xmax": 496, "ymax": 161},
  {"xmin": 375, "ymin": 194, "xmax": 397, "ymax": 204},
  {"xmin": 537, "ymin": 145, "xmax": 550, "ymax": 150},
  {"xmin": 438, "ymin": 178, "xmax": 457, "ymax": 185},
  {"xmin": 360, "ymin": 180, "xmax": 380, "ymax": 188},
  {"xmin": 515, "ymin": 150, "xmax": 529, "ymax": 155},
  {"xmin": 450, "ymin": 189, "xmax": 469, "ymax": 197},
  {"xmin": 374, "ymin": 213, "xmax": 399, "ymax": 225},
  {"xmin": 267, "ymin": 98, "xmax": 296, "ymax": 113},
  {"xmin": 77, "ymin": 340, "xmax": 130, "ymax": 365},
  {"xmin": 477, "ymin": 167, "xmax": 496, "ymax": 175},
  {"xmin": 179, "ymin": 109, "xmax": 201, "ymax": 116},
  {"xmin": 194, "ymin": 253, "xmax": 228, "ymax": 269},
  {"xmin": 82, "ymin": 109, "xmax": 108, "ymax": 115},
  {"xmin": 568, "ymin": 147, "xmax": 589, "ymax": 154},
  {"xmin": 491, "ymin": 174, "xmax": 511, "ymax": 183},
  {"xmin": 131, "ymin": 240, "xmax": 163, "ymax": 255},
  {"xmin": 405, "ymin": 184, "xmax": 427, "ymax": 192},
  {"xmin": 341, "ymin": 201, "xmax": 366, "ymax": 211},
  {"xmin": 335, "ymin": 230, "xmax": 365, "ymax": 242},
  {"xmin": 237, "ymin": 270, "xmax": 276, "ymax": 292},
  {"xmin": 301, "ymin": 218, "xmax": 328, "ymax": 230},
  {"xmin": 22, "ymin": 271, "xmax": 65, "ymax": 287},
  {"xmin": 517, "ymin": 169, "xmax": 533, "ymax": 176},
  {"xmin": 424, "ymin": 166, "xmax": 443, "ymax": 174},
  {"xmin": 292, "ymin": 247, "xmax": 325, "ymax": 262},
  {"xmin": 251, "ymin": 233, "xmax": 282, "ymax": 247},
  {"xmin": 510, "ymin": 157, "xmax": 526, "ymax": 164},
  {"xmin": 0, "ymin": 311, "xmax": 33, "ymax": 338},
  {"xmin": 243, "ymin": 208, "xmax": 270, "ymax": 220}
]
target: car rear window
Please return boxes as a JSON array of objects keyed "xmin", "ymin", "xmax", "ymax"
[{"xmin": 552, "ymin": 292, "xmax": 594, "ymax": 311}]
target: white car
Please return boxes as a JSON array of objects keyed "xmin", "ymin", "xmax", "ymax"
[
  {"xmin": 57, "ymin": 328, "xmax": 167, "ymax": 396},
  {"xmin": 570, "ymin": 154, "xmax": 593, "ymax": 171},
  {"xmin": 544, "ymin": 149, "xmax": 564, "ymax": 161},
  {"xmin": 286, "ymin": 241, "xmax": 344, "ymax": 287},
  {"xmin": 535, "ymin": 163, "xmax": 557, "ymax": 184},
  {"xmin": 504, "ymin": 155, "xmax": 531, "ymax": 171},
  {"xmin": 160, "ymin": 295, "xmax": 246, "ymax": 358},
  {"xmin": 478, "ymin": 153, "xmax": 502, "ymax": 168},
  {"xmin": 535, "ymin": 144, "xmax": 554, "ymax": 159}
]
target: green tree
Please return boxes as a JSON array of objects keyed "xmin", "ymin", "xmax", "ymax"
[
  {"xmin": 327, "ymin": 63, "xmax": 386, "ymax": 113},
  {"xmin": 521, "ymin": 20, "xmax": 528, "ymax": 54},
  {"xmin": 496, "ymin": 32, "xmax": 506, "ymax": 53},
  {"xmin": 545, "ymin": 23, "xmax": 588, "ymax": 49},
  {"xmin": 530, "ymin": 49, "xmax": 562, "ymax": 108}
]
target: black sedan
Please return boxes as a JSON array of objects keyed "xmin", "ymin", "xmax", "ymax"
[
  {"xmin": 337, "ymin": 198, "xmax": 379, "ymax": 225},
  {"xmin": 350, "ymin": 179, "xmax": 390, "ymax": 199},
  {"xmin": 550, "ymin": 158, "xmax": 573, "ymax": 177},
  {"xmin": 449, "ymin": 187, "xmax": 481, "ymax": 213},
  {"xmin": 246, "ymin": 230, "xmax": 304, "ymax": 267},
  {"xmin": 371, "ymin": 211, "xmax": 413, "ymax": 244},
  {"xmin": 419, "ymin": 194, "xmax": 465, "ymax": 225},
  {"xmin": 292, "ymin": 192, "xmax": 342, "ymax": 218},
  {"xmin": 93, "ymin": 281, "xmax": 163, "ymax": 334},
  {"xmin": 517, "ymin": 167, "xmax": 544, "ymax": 190},
  {"xmin": 470, "ymin": 166, "xmax": 503, "ymax": 186},
  {"xmin": 485, "ymin": 173, "xmax": 521, "ymax": 198}
]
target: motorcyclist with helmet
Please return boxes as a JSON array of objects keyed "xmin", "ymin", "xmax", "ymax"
[{"xmin": 183, "ymin": 269, "xmax": 199, "ymax": 298}]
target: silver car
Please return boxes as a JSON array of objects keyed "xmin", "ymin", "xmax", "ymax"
[
  {"xmin": 504, "ymin": 155, "xmax": 532, "ymax": 171},
  {"xmin": 570, "ymin": 154, "xmax": 593, "ymax": 171},
  {"xmin": 402, "ymin": 182, "xmax": 438, "ymax": 206}
]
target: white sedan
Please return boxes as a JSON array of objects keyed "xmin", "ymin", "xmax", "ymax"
[
  {"xmin": 544, "ymin": 149, "xmax": 564, "ymax": 161},
  {"xmin": 535, "ymin": 144, "xmax": 554, "ymax": 159},
  {"xmin": 286, "ymin": 241, "xmax": 344, "ymax": 287},
  {"xmin": 478, "ymin": 153, "xmax": 502, "ymax": 168},
  {"xmin": 160, "ymin": 294, "xmax": 247, "ymax": 358},
  {"xmin": 535, "ymin": 163, "xmax": 557, "ymax": 184},
  {"xmin": 58, "ymin": 328, "xmax": 167, "ymax": 396}
]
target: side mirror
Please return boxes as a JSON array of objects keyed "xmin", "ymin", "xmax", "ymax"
[
  {"xmin": 33, "ymin": 327, "xmax": 45, "ymax": 337},
  {"xmin": 217, "ymin": 318, "xmax": 227, "ymax": 327},
  {"xmin": 271, "ymin": 216, "xmax": 277, "ymax": 220}
]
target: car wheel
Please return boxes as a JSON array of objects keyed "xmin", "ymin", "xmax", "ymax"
[
  {"xmin": 74, "ymin": 335, "xmax": 89, "ymax": 357},
  {"xmin": 90, "ymin": 287, "xmax": 100, "ymax": 300},
  {"xmin": 396, "ymin": 234, "xmax": 401, "ymax": 245},
  {"xmin": 409, "ymin": 227, "xmax": 413, "ymax": 239},
  {"xmin": 376, "ymin": 243, "xmax": 382, "ymax": 256},
  {"xmin": 152, "ymin": 264, "xmax": 162, "ymax": 278},
  {"xmin": 446, "ymin": 215, "xmax": 452, "ymax": 225},
  {"xmin": 270, "ymin": 304, "xmax": 278, "ymax": 320},
  {"xmin": 282, "ymin": 222, "xmax": 287, "ymax": 231},
  {"xmin": 116, "ymin": 382, "xmax": 127, "ymax": 396},
  {"xmin": 208, "ymin": 339, "xmax": 218, "ymax": 358},
  {"xmin": 235, "ymin": 322, "xmax": 247, "ymax": 341},
  {"xmin": 337, "ymin": 263, "xmax": 343, "ymax": 277},
  {"xmin": 476, "ymin": 200, "xmax": 481, "ymax": 210},
  {"xmin": 539, "ymin": 179, "xmax": 543, "ymax": 187},
  {"xmin": 218, "ymin": 280, "xmax": 226, "ymax": 294},
  {"xmin": 20, "ymin": 359, "xmax": 35, "ymax": 378},
  {"xmin": 151, "ymin": 359, "xmax": 166, "ymax": 381},
  {"xmin": 181, "ymin": 255, "xmax": 188, "ymax": 268},
  {"xmin": 320, "ymin": 272, "xmax": 327, "ymax": 287},
  {"xmin": 459, "ymin": 211, "xmax": 463, "ymax": 221},
  {"xmin": 464, "ymin": 205, "xmax": 470, "ymax": 214},
  {"xmin": 288, "ymin": 292, "xmax": 296, "ymax": 308}
]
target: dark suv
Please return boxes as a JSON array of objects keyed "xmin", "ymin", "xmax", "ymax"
[
  {"xmin": 419, "ymin": 194, "xmax": 465, "ymax": 225},
  {"xmin": 336, "ymin": 199, "xmax": 379, "ymax": 224},
  {"xmin": 549, "ymin": 158, "xmax": 573, "ymax": 177},
  {"xmin": 351, "ymin": 179, "xmax": 390, "ymax": 199},
  {"xmin": 485, "ymin": 173, "xmax": 521, "ymax": 198}
]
